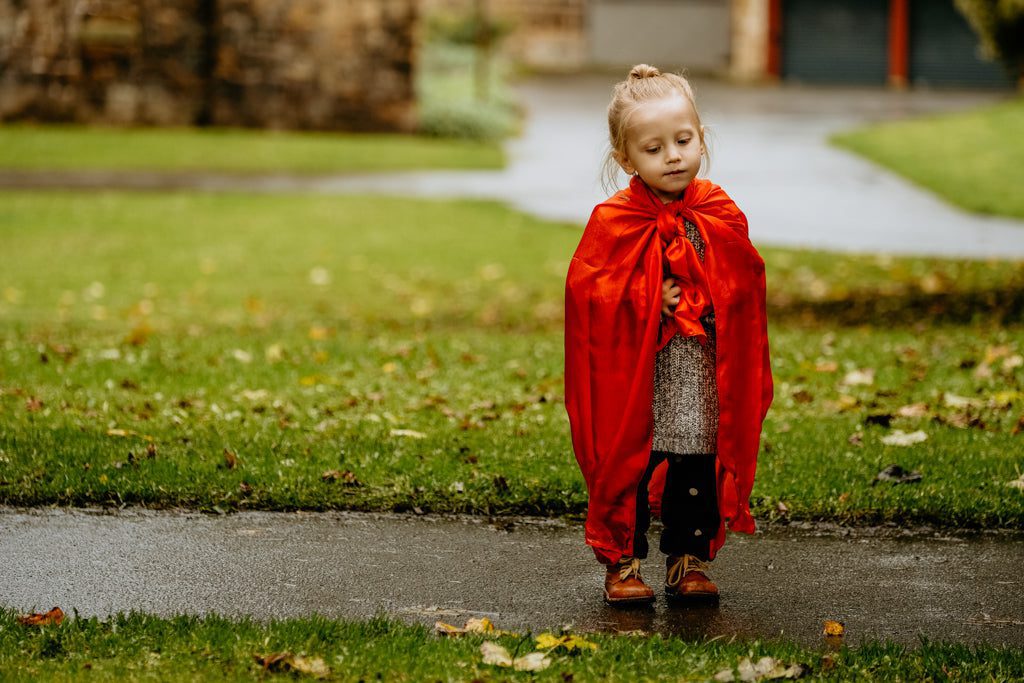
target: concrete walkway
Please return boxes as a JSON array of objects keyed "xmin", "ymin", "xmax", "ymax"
[
  {"xmin": 2, "ymin": 508, "xmax": 1022, "ymax": 648},
  {"xmin": 4, "ymin": 76, "xmax": 1023, "ymax": 258}
]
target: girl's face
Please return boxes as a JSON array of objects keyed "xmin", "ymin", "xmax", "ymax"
[{"xmin": 617, "ymin": 93, "xmax": 705, "ymax": 204}]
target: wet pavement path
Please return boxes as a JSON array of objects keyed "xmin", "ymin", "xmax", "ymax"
[
  {"xmin": 3, "ymin": 76, "xmax": 1024, "ymax": 258},
  {"xmin": 2, "ymin": 508, "xmax": 1022, "ymax": 648}
]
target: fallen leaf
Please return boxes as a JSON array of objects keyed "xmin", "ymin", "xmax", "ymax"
[
  {"xmin": 943, "ymin": 393, "xmax": 982, "ymax": 409},
  {"xmin": 514, "ymin": 652, "xmax": 552, "ymax": 672},
  {"xmin": 848, "ymin": 431, "xmax": 863, "ymax": 446},
  {"xmin": 842, "ymin": 369, "xmax": 875, "ymax": 386},
  {"xmin": 535, "ymin": 632, "xmax": 599, "ymax": 652},
  {"xmin": 815, "ymin": 360, "xmax": 838, "ymax": 373},
  {"xmin": 17, "ymin": 607, "xmax": 64, "ymax": 626},
  {"xmin": 223, "ymin": 448, "xmax": 238, "ymax": 470},
  {"xmin": 1006, "ymin": 474, "xmax": 1024, "ymax": 490},
  {"xmin": 896, "ymin": 403, "xmax": 929, "ymax": 418},
  {"xmin": 714, "ymin": 668, "xmax": 736, "ymax": 682},
  {"xmin": 823, "ymin": 620, "xmax": 845, "ymax": 637},
  {"xmin": 390, "ymin": 428, "xmax": 426, "ymax": 439},
  {"xmin": 1003, "ymin": 355, "xmax": 1024, "ymax": 371},
  {"xmin": 791, "ymin": 389, "xmax": 813, "ymax": 404},
  {"xmin": 873, "ymin": 464, "xmax": 923, "ymax": 485},
  {"xmin": 464, "ymin": 617, "xmax": 498, "ymax": 634},
  {"xmin": 480, "ymin": 641, "xmax": 513, "ymax": 667},
  {"xmin": 880, "ymin": 429, "xmax": 928, "ymax": 446},
  {"xmin": 434, "ymin": 621, "xmax": 463, "ymax": 636},
  {"xmin": 321, "ymin": 469, "xmax": 360, "ymax": 486},
  {"xmin": 25, "ymin": 397, "xmax": 44, "ymax": 412},
  {"xmin": 231, "ymin": 349, "xmax": 252, "ymax": 364},
  {"xmin": 254, "ymin": 652, "xmax": 330, "ymax": 678}
]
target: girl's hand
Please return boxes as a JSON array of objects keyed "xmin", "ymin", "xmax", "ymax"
[{"xmin": 661, "ymin": 277, "xmax": 681, "ymax": 317}]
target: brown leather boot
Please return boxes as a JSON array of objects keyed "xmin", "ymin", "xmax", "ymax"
[
  {"xmin": 665, "ymin": 554, "xmax": 720, "ymax": 604},
  {"xmin": 604, "ymin": 557, "xmax": 656, "ymax": 606}
]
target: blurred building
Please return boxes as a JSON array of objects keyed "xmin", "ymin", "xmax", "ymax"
[
  {"xmin": 435, "ymin": 0, "xmax": 1012, "ymax": 88},
  {"xmin": 0, "ymin": 0, "xmax": 418, "ymax": 130}
]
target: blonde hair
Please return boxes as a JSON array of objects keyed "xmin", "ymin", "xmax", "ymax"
[{"xmin": 601, "ymin": 64, "xmax": 710, "ymax": 195}]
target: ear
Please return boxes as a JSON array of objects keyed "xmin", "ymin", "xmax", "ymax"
[
  {"xmin": 699, "ymin": 125, "xmax": 706, "ymax": 156},
  {"xmin": 614, "ymin": 150, "xmax": 635, "ymax": 176}
]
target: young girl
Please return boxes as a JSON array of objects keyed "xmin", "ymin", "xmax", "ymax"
[{"xmin": 564, "ymin": 64, "xmax": 773, "ymax": 605}]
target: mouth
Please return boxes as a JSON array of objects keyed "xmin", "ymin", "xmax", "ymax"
[{"xmin": 665, "ymin": 169, "xmax": 687, "ymax": 177}]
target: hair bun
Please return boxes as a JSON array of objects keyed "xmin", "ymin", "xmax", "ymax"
[{"xmin": 628, "ymin": 64, "xmax": 661, "ymax": 80}]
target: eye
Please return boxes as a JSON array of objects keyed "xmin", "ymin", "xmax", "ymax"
[
  {"xmin": 645, "ymin": 146, "xmax": 660, "ymax": 154},
  {"xmin": 678, "ymin": 138, "xmax": 691, "ymax": 145}
]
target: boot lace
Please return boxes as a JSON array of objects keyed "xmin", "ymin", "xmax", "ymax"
[
  {"xmin": 666, "ymin": 555, "xmax": 709, "ymax": 587},
  {"xmin": 617, "ymin": 557, "xmax": 642, "ymax": 581}
]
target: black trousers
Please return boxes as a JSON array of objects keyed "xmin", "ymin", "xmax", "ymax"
[{"xmin": 632, "ymin": 451, "xmax": 719, "ymax": 561}]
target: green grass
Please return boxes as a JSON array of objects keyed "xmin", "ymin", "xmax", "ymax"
[
  {"xmin": 832, "ymin": 97, "xmax": 1024, "ymax": 219},
  {"xmin": 0, "ymin": 125, "xmax": 504, "ymax": 174},
  {"xmin": 1, "ymin": 191, "xmax": 1023, "ymax": 527},
  {"xmin": 2, "ymin": 610, "xmax": 1022, "ymax": 681}
]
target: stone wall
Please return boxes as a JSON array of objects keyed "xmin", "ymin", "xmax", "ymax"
[{"xmin": 0, "ymin": 0, "xmax": 418, "ymax": 131}]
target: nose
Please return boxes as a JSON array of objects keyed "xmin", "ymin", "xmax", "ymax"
[{"xmin": 666, "ymin": 145, "xmax": 682, "ymax": 162}]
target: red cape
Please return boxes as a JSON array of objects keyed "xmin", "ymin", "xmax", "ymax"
[{"xmin": 564, "ymin": 177, "xmax": 773, "ymax": 564}]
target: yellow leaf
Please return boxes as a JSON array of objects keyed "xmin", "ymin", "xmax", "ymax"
[
  {"xmin": 434, "ymin": 621, "xmax": 464, "ymax": 636},
  {"xmin": 823, "ymin": 620, "xmax": 845, "ymax": 637},
  {"xmin": 464, "ymin": 617, "xmax": 495, "ymax": 633},
  {"xmin": 535, "ymin": 632, "xmax": 598, "ymax": 652}
]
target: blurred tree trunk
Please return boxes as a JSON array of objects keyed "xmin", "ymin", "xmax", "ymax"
[{"xmin": 196, "ymin": 0, "xmax": 219, "ymax": 125}]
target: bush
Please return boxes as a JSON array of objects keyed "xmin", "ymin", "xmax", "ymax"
[{"xmin": 955, "ymin": 0, "xmax": 1024, "ymax": 79}]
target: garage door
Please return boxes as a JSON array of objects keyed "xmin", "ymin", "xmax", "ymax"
[
  {"xmin": 910, "ymin": 0, "xmax": 1013, "ymax": 88},
  {"xmin": 782, "ymin": 0, "xmax": 888, "ymax": 84}
]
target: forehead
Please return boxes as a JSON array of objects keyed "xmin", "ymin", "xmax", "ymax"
[{"xmin": 627, "ymin": 94, "xmax": 699, "ymax": 137}]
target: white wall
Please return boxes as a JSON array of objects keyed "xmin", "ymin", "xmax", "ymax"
[{"xmin": 588, "ymin": 0, "xmax": 731, "ymax": 73}]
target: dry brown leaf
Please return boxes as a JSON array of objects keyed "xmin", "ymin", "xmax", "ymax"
[
  {"xmin": 125, "ymin": 322, "xmax": 153, "ymax": 346},
  {"xmin": 25, "ymin": 397, "xmax": 44, "ymax": 412},
  {"xmin": 896, "ymin": 403, "xmax": 929, "ymax": 418},
  {"xmin": 254, "ymin": 652, "xmax": 330, "ymax": 678},
  {"xmin": 223, "ymin": 448, "xmax": 238, "ymax": 469},
  {"xmin": 17, "ymin": 607, "xmax": 64, "ymax": 626}
]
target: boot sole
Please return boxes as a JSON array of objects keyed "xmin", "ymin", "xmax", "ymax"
[{"xmin": 603, "ymin": 591, "xmax": 656, "ymax": 606}]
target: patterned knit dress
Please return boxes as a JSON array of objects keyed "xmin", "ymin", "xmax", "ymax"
[{"xmin": 651, "ymin": 219, "xmax": 719, "ymax": 455}]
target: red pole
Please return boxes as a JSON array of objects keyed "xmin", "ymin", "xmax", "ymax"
[
  {"xmin": 767, "ymin": 0, "xmax": 782, "ymax": 79},
  {"xmin": 888, "ymin": 0, "xmax": 909, "ymax": 87}
]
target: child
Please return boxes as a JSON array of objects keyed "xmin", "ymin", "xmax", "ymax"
[{"xmin": 564, "ymin": 64, "xmax": 773, "ymax": 605}]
